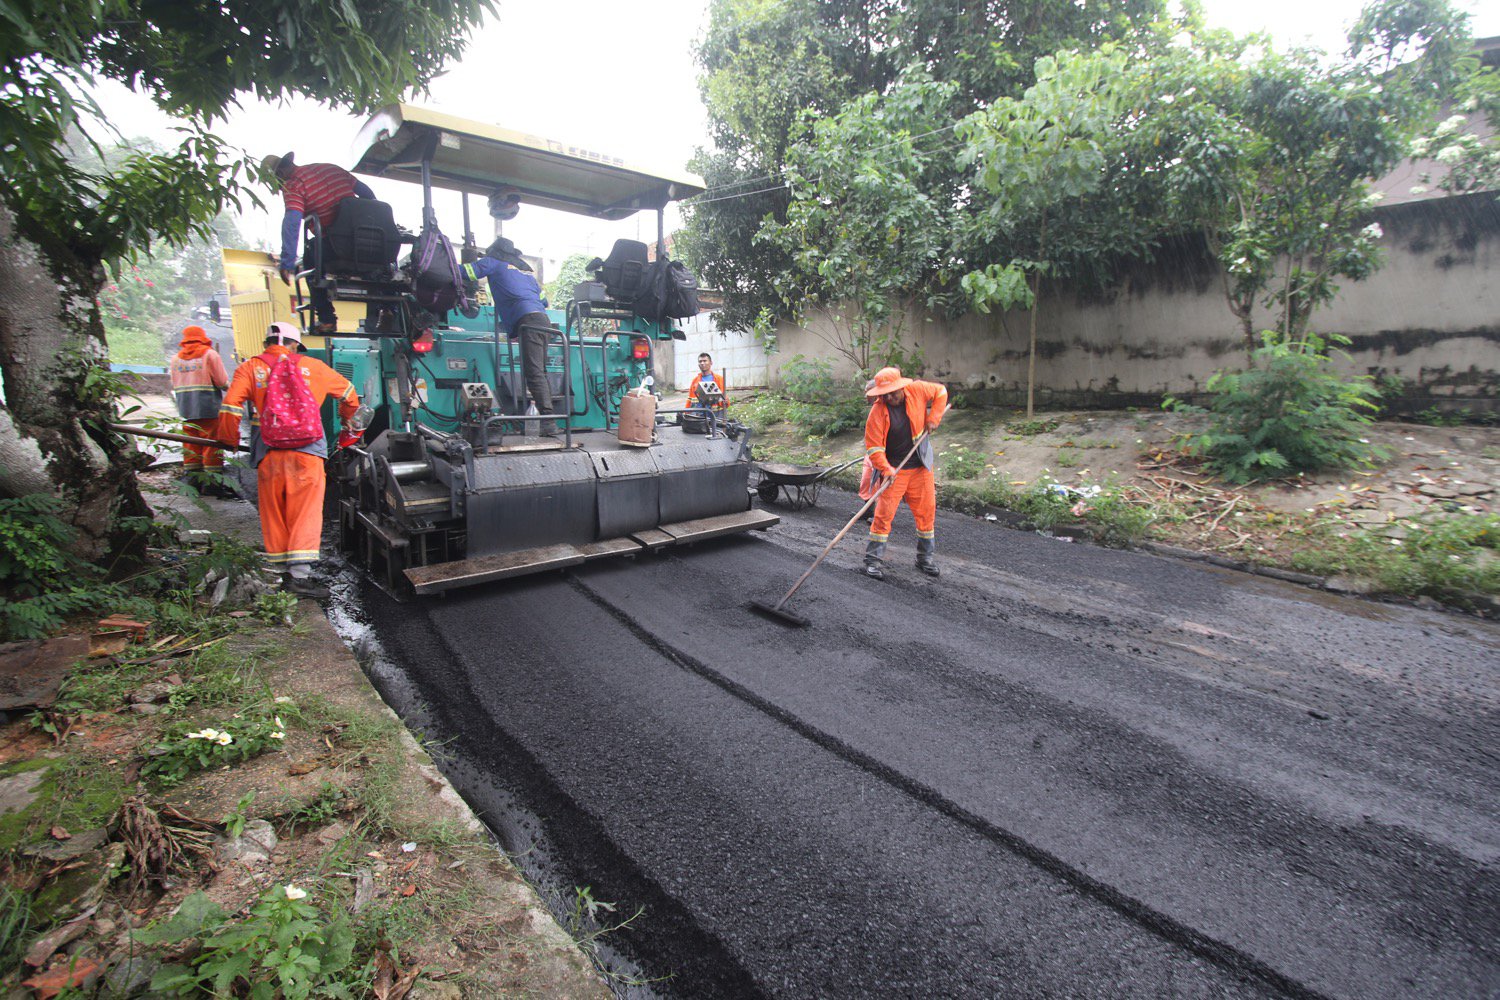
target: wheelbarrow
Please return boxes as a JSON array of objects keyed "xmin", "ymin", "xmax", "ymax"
[{"xmin": 752, "ymin": 457, "xmax": 861, "ymax": 510}]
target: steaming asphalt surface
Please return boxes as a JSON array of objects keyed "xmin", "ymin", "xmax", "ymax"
[{"xmin": 347, "ymin": 488, "xmax": 1499, "ymax": 999}]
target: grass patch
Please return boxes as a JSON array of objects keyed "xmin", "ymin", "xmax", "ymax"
[
  {"xmin": 941, "ymin": 475, "xmax": 1157, "ymax": 548},
  {"xmin": 1287, "ymin": 512, "xmax": 1499, "ymax": 604},
  {"xmin": 1005, "ymin": 418, "xmax": 1059, "ymax": 436}
]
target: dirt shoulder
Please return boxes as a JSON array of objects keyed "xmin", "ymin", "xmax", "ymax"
[
  {"xmin": 739, "ymin": 398, "xmax": 1499, "ymax": 614},
  {"xmin": 0, "ymin": 476, "xmax": 609, "ymax": 998}
]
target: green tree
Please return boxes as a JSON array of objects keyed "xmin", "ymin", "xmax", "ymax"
[
  {"xmin": 957, "ymin": 46, "xmax": 1135, "ymax": 417},
  {"xmin": 682, "ymin": 0, "xmax": 1169, "ymax": 334},
  {"xmin": 764, "ymin": 68, "xmax": 959, "ymax": 374},
  {"xmin": 0, "ymin": 0, "xmax": 493, "ymax": 557},
  {"xmin": 544, "ymin": 253, "xmax": 598, "ymax": 308},
  {"xmin": 1116, "ymin": 2, "xmax": 1474, "ymax": 349}
]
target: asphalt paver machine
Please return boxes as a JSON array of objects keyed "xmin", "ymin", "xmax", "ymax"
[{"xmin": 311, "ymin": 105, "xmax": 777, "ymax": 595}]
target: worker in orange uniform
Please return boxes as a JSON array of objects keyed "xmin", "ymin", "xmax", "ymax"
[
  {"xmin": 863, "ymin": 366, "xmax": 948, "ymax": 580},
  {"xmin": 218, "ymin": 322, "xmax": 360, "ymax": 598},
  {"xmin": 686, "ymin": 352, "xmax": 729, "ymax": 411},
  {"xmin": 168, "ymin": 325, "xmax": 230, "ymax": 492}
]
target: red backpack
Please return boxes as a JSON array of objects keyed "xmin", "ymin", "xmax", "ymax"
[{"xmin": 256, "ymin": 353, "xmax": 323, "ymax": 449}]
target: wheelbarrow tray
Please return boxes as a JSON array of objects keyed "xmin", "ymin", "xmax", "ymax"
[{"xmin": 756, "ymin": 462, "xmax": 835, "ymax": 486}]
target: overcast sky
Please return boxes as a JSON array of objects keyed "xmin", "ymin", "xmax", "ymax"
[{"xmin": 96, "ymin": 0, "xmax": 1498, "ymax": 281}]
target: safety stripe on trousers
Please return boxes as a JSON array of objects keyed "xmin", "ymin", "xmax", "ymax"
[
  {"xmin": 867, "ymin": 532, "xmax": 890, "ymax": 542},
  {"xmin": 265, "ymin": 550, "xmax": 321, "ymax": 564},
  {"xmin": 917, "ymin": 529, "xmax": 935, "ymax": 538}
]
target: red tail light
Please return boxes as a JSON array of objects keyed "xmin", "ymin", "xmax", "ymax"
[
  {"xmin": 631, "ymin": 337, "xmax": 650, "ymax": 360},
  {"xmin": 412, "ymin": 330, "xmax": 435, "ymax": 353}
]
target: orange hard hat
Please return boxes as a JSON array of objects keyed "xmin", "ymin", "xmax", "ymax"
[{"xmin": 865, "ymin": 366, "xmax": 913, "ymax": 398}]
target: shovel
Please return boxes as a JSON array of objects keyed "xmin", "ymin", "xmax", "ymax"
[{"xmin": 749, "ymin": 432, "xmax": 928, "ymax": 628}]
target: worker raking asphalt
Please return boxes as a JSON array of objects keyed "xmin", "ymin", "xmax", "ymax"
[{"xmin": 334, "ymin": 487, "xmax": 1500, "ymax": 999}]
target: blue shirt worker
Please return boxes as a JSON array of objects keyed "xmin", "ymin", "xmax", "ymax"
[{"xmin": 463, "ymin": 239, "xmax": 557, "ymax": 434}]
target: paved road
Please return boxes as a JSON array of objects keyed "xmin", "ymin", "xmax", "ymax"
[{"xmin": 340, "ymin": 489, "xmax": 1500, "ymax": 999}]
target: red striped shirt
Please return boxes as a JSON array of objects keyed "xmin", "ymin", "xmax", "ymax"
[{"xmin": 282, "ymin": 163, "xmax": 359, "ymax": 227}]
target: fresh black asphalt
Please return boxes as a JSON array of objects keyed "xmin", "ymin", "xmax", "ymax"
[{"xmin": 337, "ymin": 488, "xmax": 1500, "ymax": 998}]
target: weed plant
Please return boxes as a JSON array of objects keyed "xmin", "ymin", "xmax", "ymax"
[
  {"xmin": 0, "ymin": 885, "xmax": 33, "ymax": 972},
  {"xmin": 0, "ymin": 495, "xmax": 124, "ymax": 640},
  {"xmin": 137, "ymin": 886, "xmax": 366, "ymax": 999},
  {"xmin": 741, "ymin": 356, "xmax": 868, "ymax": 439},
  {"xmin": 940, "ymin": 444, "xmax": 985, "ymax": 480},
  {"xmin": 1006, "ymin": 418, "xmax": 1059, "ymax": 436},
  {"xmin": 1289, "ymin": 513, "xmax": 1499, "ymax": 602},
  {"xmin": 941, "ymin": 476, "xmax": 1155, "ymax": 547},
  {"xmin": 1167, "ymin": 333, "xmax": 1385, "ymax": 483},
  {"xmin": 142, "ymin": 704, "xmax": 287, "ymax": 787}
]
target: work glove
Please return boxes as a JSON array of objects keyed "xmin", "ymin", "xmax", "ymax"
[{"xmin": 336, "ymin": 429, "xmax": 363, "ymax": 450}]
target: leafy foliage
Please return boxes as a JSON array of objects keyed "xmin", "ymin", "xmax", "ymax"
[
  {"xmin": 1169, "ymin": 334, "xmax": 1385, "ymax": 483},
  {"xmin": 1113, "ymin": 9, "xmax": 1474, "ymax": 346},
  {"xmin": 141, "ymin": 705, "xmax": 288, "ymax": 787},
  {"xmin": 0, "ymin": 494, "xmax": 122, "ymax": 640},
  {"xmin": 139, "ymin": 887, "xmax": 364, "ymax": 999},
  {"xmin": 1290, "ymin": 512, "xmax": 1499, "ymax": 603},
  {"xmin": 682, "ymin": 0, "xmax": 1169, "ymax": 332},
  {"xmin": 958, "ymin": 45, "xmax": 1141, "ymax": 415},
  {"xmin": 2, "ymin": 0, "xmax": 494, "ymax": 266},
  {"xmin": 764, "ymin": 68, "xmax": 958, "ymax": 373},
  {"xmin": 939, "ymin": 444, "xmax": 984, "ymax": 481}
]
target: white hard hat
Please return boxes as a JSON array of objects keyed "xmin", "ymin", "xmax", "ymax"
[{"xmin": 267, "ymin": 321, "xmax": 302, "ymax": 344}]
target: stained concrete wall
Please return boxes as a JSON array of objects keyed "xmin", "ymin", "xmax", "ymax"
[{"xmin": 771, "ymin": 192, "xmax": 1500, "ymax": 412}]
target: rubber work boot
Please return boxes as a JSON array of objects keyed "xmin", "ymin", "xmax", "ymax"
[
  {"xmin": 864, "ymin": 537, "xmax": 887, "ymax": 580},
  {"xmin": 282, "ymin": 571, "xmax": 329, "ymax": 600},
  {"xmin": 863, "ymin": 560, "xmax": 885, "ymax": 580},
  {"xmin": 915, "ymin": 535, "xmax": 940, "ymax": 577}
]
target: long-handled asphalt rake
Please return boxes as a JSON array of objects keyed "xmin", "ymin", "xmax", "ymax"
[{"xmin": 749, "ymin": 433, "xmax": 927, "ymax": 628}]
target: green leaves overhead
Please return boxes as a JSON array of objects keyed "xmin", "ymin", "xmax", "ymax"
[
  {"xmin": 684, "ymin": 0, "xmax": 1171, "ymax": 333},
  {"xmin": 0, "ymin": 0, "xmax": 494, "ymax": 267}
]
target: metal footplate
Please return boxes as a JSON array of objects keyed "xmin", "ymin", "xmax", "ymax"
[{"xmin": 402, "ymin": 508, "xmax": 780, "ymax": 595}]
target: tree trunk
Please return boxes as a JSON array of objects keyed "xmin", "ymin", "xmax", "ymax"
[
  {"xmin": 1026, "ymin": 277, "xmax": 1038, "ymax": 419},
  {"xmin": 0, "ymin": 202, "xmax": 150, "ymax": 560}
]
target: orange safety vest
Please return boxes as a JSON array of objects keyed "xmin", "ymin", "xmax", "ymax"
[
  {"xmin": 863, "ymin": 380, "xmax": 948, "ymax": 475},
  {"xmin": 688, "ymin": 369, "xmax": 728, "ymax": 410}
]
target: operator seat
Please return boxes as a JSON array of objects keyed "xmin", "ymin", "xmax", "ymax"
[
  {"xmin": 590, "ymin": 239, "xmax": 650, "ymax": 303},
  {"xmin": 317, "ymin": 196, "xmax": 401, "ymax": 280}
]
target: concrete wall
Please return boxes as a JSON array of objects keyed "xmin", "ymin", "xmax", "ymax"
[
  {"xmin": 771, "ymin": 192, "xmax": 1500, "ymax": 411},
  {"xmin": 667, "ymin": 310, "xmax": 770, "ymax": 392}
]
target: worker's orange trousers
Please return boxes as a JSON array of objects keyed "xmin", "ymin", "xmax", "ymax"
[
  {"xmin": 182, "ymin": 419, "xmax": 223, "ymax": 472},
  {"xmin": 869, "ymin": 465, "xmax": 936, "ymax": 542},
  {"xmin": 257, "ymin": 450, "xmax": 325, "ymax": 567}
]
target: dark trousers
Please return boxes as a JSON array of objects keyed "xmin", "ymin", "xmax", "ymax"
[
  {"xmin": 515, "ymin": 312, "xmax": 554, "ymax": 416},
  {"xmin": 300, "ymin": 253, "xmax": 337, "ymax": 327}
]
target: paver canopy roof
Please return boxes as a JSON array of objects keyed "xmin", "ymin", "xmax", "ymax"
[{"xmin": 351, "ymin": 104, "xmax": 705, "ymax": 220}]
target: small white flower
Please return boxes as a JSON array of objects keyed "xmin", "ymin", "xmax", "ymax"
[
  {"xmin": 285, "ymin": 885, "xmax": 307, "ymax": 901},
  {"xmin": 187, "ymin": 728, "xmax": 219, "ymax": 742},
  {"xmin": 1434, "ymin": 145, "xmax": 1464, "ymax": 166},
  {"xmin": 1389, "ymin": 538, "xmax": 1402, "ymax": 546},
  {"xmin": 274, "ymin": 696, "xmax": 293, "ymax": 704},
  {"xmin": 269, "ymin": 732, "xmax": 285, "ymax": 740},
  {"xmin": 274, "ymin": 716, "xmax": 285, "ymax": 730},
  {"xmin": 401, "ymin": 842, "xmax": 417, "ymax": 853},
  {"xmin": 1434, "ymin": 114, "xmax": 1466, "ymax": 137},
  {"xmin": 1361, "ymin": 223, "xmax": 1383, "ymax": 240},
  {"xmin": 214, "ymin": 731, "xmax": 233, "ymax": 746},
  {"xmin": 1409, "ymin": 184, "xmax": 1429, "ymax": 196}
]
